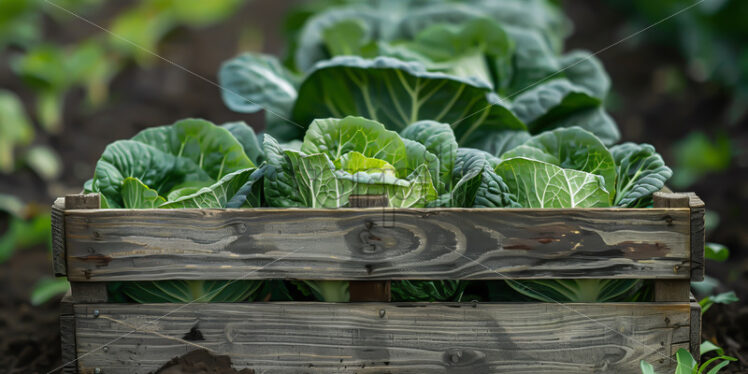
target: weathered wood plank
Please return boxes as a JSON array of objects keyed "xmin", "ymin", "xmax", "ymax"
[
  {"xmin": 60, "ymin": 295, "xmax": 77, "ymax": 374},
  {"xmin": 73, "ymin": 302, "xmax": 689, "ymax": 374},
  {"xmin": 687, "ymin": 193, "xmax": 705, "ymax": 281},
  {"xmin": 63, "ymin": 208, "xmax": 691, "ymax": 281},
  {"xmin": 349, "ymin": 194, "xmax": 391, "ymax": 302},
  {"xmin": 52, "ymin": 198, "xmax": 66, "ymax": 277}
]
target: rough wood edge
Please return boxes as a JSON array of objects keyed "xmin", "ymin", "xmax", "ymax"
[
  {"xmin": 60, "ymin": 295, "xmax": 77, "ymax": 374},
  {"xmin": 349, "ymin": 194, "xmax": 391, "ymax": 302},
  {"xmin": 690, "ymin": 298, "xmax": 702, "ymax": 362},
  {"xmin": 64, "ymin": 193, "xmax": 100, "ymax": 210},
  {"xmin": 687, "ymin": 193, "xmax": 705, "ymax": 282},
  {"xmin": 52, "ymin": 197, "xmax": 66, "ymax": 277}
]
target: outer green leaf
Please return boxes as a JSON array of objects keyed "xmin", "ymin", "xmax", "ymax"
[
  {"xmin": 93, "ymin": 140, "xmax": 202, "ymax": 208},
  {"xmin": 221, "ymin": 121, "xmax": 264, "ymax": 165},
  {"xmin": 501, "ymin": 145, "xmax": 559, "ymax": 164},
  {"xmin": 218, "ymin": 53, "xmax": 298, "ymax": 115},
  {"xmin": 295, "ymin": 6, "xmax": 386, "ymax": 72},
  {"xmin": 160, "ymin": 168, "xmax": 255, "ymax": 209},
  {"xmin": 511, "ymin": 79, "xmax": 600, "ymax": 131},
  {"xmin": 227, "ymin": 165, "xmax": 267, "ymax": 208},
  {"xmin": 558, "ymin": 50, "xmax": 610, "ymax": 100},
  {"xmin": 610, "ymin": 143, "xmax": 673, "ymax": 207},
  {"xmin": 503, "ymin": 127, "xmax": 617, "ymax": 200},
  {"xmin": 400, "ymin": 120, "xmax": 457, "ymax": 189},
  {"xmin": 339, "ymin": 151, "xmax": 396, "ymax": 175},
  {"xmin": 495, "ymin": 157, "xmax": 611, "ymax": 208},
  {"xmin": 503, "ymin": 25, "xmax": 560, "ymax": 95},
  {"xmin": 402, "ymin": 138, "xmax": 441, "ymax": 193},
  {"xmin": 133, "ymin": 118, "xmax": 254, "ymax": 179},
  {"xmin": 340, "ymin": 164, "xmax": 438, "ymax": 208},
  {"xmin": 286, "ymin": 152, "xmax": 350, "ymax": 208},
  {"xmin": 321, "ymin": 18, "xmax": 373, "ymax": 57},
  {"xmin": 448, "ymin": 148, "xmax": 518, "ymax": 208},
  {"xmin": 461, "ymin": 129, "xmax": 531, "ymax": 157},
  {"xmin": 290, "ymin": 56, "xmax": 525, "ymax": 144},
  {"xmin": 548, "ymin": 106, "xmax": 620, "ymax": 146},
  {"xmin": 300, "ymin": 116, "xmax": 408, "ymax": 173},
  {"xmin": 263, "ymin": 134, "xmax": 306, "ymax": 208},
  {"xmin": 396, "ymin": 17, "xmax": 513, "ymax": 87},
  {"xmin": 121, "ymin": 177, "xmax": 166, "ymax": 208}
]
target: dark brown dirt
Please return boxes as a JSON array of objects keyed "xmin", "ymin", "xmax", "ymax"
[
  {"xmin": 153, "ymin": 349, "xmax": 255, "ymax": 374},
  {"xmin": 0, "ymin": 247, "xmax": 63, "ymax": 373}
]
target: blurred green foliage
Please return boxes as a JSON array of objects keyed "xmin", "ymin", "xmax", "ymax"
[
  {"xmin": 0, "ymin": 194, "xmax": 51, "ymax": 263},
  {"xmin": 608, "ymin": 0, "xmax": 748, "ymax": 124},
  {"xmin": 2, "ymin": 0, "xmax": 247, "ymax": 134},
  {"xmin": 670, "ymin": 131, "xmax": 732, "ymax": 188}
]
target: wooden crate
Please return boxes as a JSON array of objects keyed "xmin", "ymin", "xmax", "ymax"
[{"xmin": 52, "ymin": 191, "xmax": 704, "ymax": 373}]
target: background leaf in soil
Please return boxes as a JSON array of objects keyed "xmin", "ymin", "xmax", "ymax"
[
  {"xmin": 704, "ymin": 242, "xmax": 729, "ymax": 262},
  {"xmin": 610, "ymin": 142, "xmax": 672, "ymax": 207},
  {"xmin": 30, "ymin": 277, "xmax": 69, "ymax": 306},
  {"xmin": 0, "ymin": 89, "xmax": 34, "ymax": 173},
  {"xmin": 495, "ymin": 157, "xmax": 610, "ymax": 208},
  {"xmin": 510, "ymin": 78, "xmax": 601, "ymax": 132}
]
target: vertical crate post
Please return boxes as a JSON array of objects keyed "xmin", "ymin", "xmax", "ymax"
[
  {"xmin": 653, "ymin": 191, "xmax": 701, "ymax": 361},
  {"xmin": 348, "ymin": 194, "xmax": 391, "ymax": 302},
  {"xmin": 65, "ymin": 194, "xmax": 108, "ymax": 303}
]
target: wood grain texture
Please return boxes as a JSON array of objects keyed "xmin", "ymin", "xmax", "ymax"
[
  {"xmin": 688, "ymin": 193, "xmax": 705, "ymax": 282},
  {"xmin": 73, "ymin": 302, "xmax": 690, "ymax": 374},
  {"xmin": 52, "ymin": 198, "xmax": 66, "ymax": 277},
  {"xmin": 60, "ymin": 296, "xmax": 77, "ymax": 374},
  {"xmin": 63, "ymin": 207, "xmax": 691, "ymax": 281},
  {"xmin": 65, "ymin": 194, "xmax": 100, "ymax": 210},
  {"xmin": 349, "ymin": 194, "xmax": 391, "ymax": 302}
]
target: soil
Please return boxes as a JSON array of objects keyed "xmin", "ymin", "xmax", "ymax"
[
  {"xmin": 0, "ymin": 0, "xmax": 746, "ymax": 373},
  {"xmin": 0, "ymin": 247, "xmax": 63, "ymax": 373},
  {"xmin": 154, "ymin": 349, "xmax": 255, "ymax": 374}
]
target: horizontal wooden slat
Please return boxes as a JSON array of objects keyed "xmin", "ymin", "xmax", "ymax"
[
  {"xmin": 73, "ymin": 302, "xmax": 689, "ymax": 373},
  {"xmin": 64, "ymin": 207, "xmax": 691, "ymax": 281}
]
